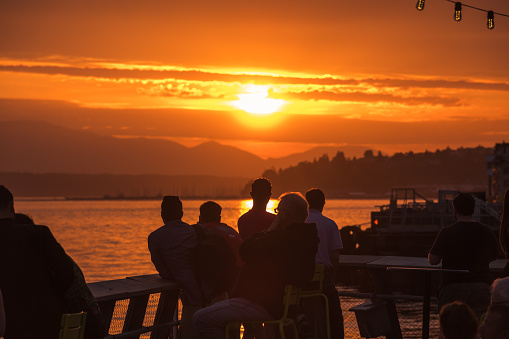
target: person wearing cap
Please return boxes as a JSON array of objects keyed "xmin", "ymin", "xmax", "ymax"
[
  {"xmin": 237, "ymin": 178, "xmax": 276, "ymax": 241},
  {"xmin": 148, "ymin": 196, "xmax": 207, "ymax": 339},
  {"xmin": 429, "ymin": 193, "xmax": 499, "ymax": 318}
]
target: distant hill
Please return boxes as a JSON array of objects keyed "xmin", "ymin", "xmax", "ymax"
[
  {"xmin": 0, "ymin": 121, "xmax": 265, "ymax": 177},
  {"xmin": 0, "ymin": 120, "xmax": 366, "ymax": 177},
  {"xmin": 260, "ymin": 147, "xmax": 494, "ymax": 198}
]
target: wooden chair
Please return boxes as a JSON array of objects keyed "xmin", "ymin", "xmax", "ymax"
[
  {"xmin": 299, "ymin": 264, "xmax": 330, "ymax": 339},
  {"xmin": 59, "ymin": 312, "xmax": 87, "ymax": 339},
  {"xmin": 225, "ymin": 284, "xmax": 302, "ymax": 339}
]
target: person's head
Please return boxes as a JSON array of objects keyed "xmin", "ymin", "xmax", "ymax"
[
  {"xmin": 491, "ymin": 277, "xmax": 509, "ymax": 304},
  {"xmin": 14, "ymin": 213, "xmax": 34, "ymax": 225},
  {"xmin": 0, "ymin": 185, "xmax": 14, "ymax": 219},
  {"xmin": 480, "ymin": 303, "xmax": 509, "ymax": 339},
  {"xmin": 199, "ymin": 201, "xmax": 222, "ymax": 224},
  {"xmin": 250, "ymin": 178, "xmax": 272, "ymax": 207},
  {"xmin": 274, "ymin": 192, "xmax": 308, "ymax": 228},
  {"xmin": 305, "ymin": 188, "xmax": 326, "ymax": 212},
  {"xmin": 439, "ymin": 301, "xmax": 478, "ymax": 339},
  {"xmin": 453, "ymin": 193, "xmax": 475, "ymax": 217},
  {"xmin": 161, "ymin": 196, "xmax": 183, "ymax": 223}
]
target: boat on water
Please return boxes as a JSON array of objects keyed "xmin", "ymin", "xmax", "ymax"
[{"xmin": 340, "ymin": 188, "xmax": 503, "ymax": 257}]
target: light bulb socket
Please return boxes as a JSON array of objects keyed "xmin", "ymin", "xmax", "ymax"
[
  {"xmin": 454, "ymin": 2, "xmax": 462, "ymax": 21},
  {"xmin": 416, "ymin": 0, "xmax": 425, "ymax": 11},
  {"xmin": 487, "ymin": 11, "xmax": 495, "ymax": 29}
]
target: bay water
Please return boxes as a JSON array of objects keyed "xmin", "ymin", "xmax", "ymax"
[{"xmin": 15, "ymin": 198, "xmax": 384, "ymax": 283}]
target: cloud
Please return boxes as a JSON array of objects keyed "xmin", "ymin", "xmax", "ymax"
[
  {"xmin": 278, "ymin": 90, "xmax": 463, "ymax": 107},
  {"xmin": 1, "ymin": 63, "xmax": 509, "ymax": 92}
]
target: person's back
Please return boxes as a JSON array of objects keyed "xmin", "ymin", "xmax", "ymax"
[
  {"xmin": 202, "ymin": 222, "xmax": 243, "ymax": 267},
  {"xmin": 14, "ymin": 213, "xmax": 105, "ymax": 339},
  {"xmin": 148, "ymin": 196, "xmax": 203, "ymax": 339},
  {"xmin": 198, "ymin": 201, "xmax": 243, "ymax": 267},
  {"xmin": 237, "ymin": 178, "xmax": 276, "ymax": 241},
  {"xmin": 234, "ymin": 221, "xmax": 318, "ymax": 318},
  {"xmin": 436, "ymin": 220, "xmax": 498, "ymax": 284},
  {"xmin": 429, "ymin": 193, "xmax": 499, "ymax": 318},
  {"xmin": 0, "ymin": 186, "xmax": 74, "ymax": 339}
]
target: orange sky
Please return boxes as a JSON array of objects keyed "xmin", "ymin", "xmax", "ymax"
[{"xmin": 1, "ymin": 0, "xmax": 508, "ymax": 158}]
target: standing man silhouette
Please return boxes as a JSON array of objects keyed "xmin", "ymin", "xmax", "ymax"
[
  {"xmin": 237, "ymin": 178, "xmax": 276, "ymax": 241},
  {"xmin": 305, "ymin": 188, "xmax": 344, "ymax": 339}
]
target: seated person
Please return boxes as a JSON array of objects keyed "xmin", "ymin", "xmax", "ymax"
[
  {"xmin": 193, "ymin": 192, "xmax": 319, "ymax": 339},
  {"xmin": 198, "ymin": 201, "xmax": 243, "ymax": 267}
]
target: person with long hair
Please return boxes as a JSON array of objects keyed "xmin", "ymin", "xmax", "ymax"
[{"xmin": 500, "ymin": 189, "xmax": 509, "ymax": 277}]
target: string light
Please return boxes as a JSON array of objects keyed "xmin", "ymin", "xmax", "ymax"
[
  {"xmin": 416, "ymin": 0, "xmax": 425, "ymax": 11},
  {"xmin": 454, "ymin": 2, "xmax": 462, "ymax": 21},
  {"xmin": 416, "ymin": 0, "xmax": 509, "ymax": 30},
  {"xmin": 487, "ymin": 11, "xmax": 495, "ymax": 29}
]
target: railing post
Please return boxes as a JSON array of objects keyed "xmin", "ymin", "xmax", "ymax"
[
  {"xmin": 123, "ymin": 295, "xmax": 150, "ymax": 334},
  {"xmin": 98, "ymin": 299, "xmax": 117, "ymax": 334},
  {"xmin": 151, "ymin": 289, "xmax": 180, "ymax": 339}
]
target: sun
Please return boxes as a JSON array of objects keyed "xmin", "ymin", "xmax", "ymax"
[{"xmin": 231, "ymin": 85, "xmax": 286, "ymax": 115}]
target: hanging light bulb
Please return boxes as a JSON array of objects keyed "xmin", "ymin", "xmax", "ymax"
[
  {"xmin": 487, "ymin": 11, "xmax": 495, "ymax": 29},
  {"xmin": 416, "ymin": 0, "xmax": 425, "ymax": 11},
  {"xmin": 454, "ymin": 2, "xmax": 462, "ymax": 21}
]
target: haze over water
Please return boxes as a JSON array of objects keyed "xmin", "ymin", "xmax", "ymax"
[{"xmin": 15, "ymin": 198, "xmax": 384, "ymax": 283}]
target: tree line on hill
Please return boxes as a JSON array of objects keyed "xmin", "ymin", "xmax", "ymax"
[{"xmin": 254, "ymin": 146, "xmax": 493, "ymax": 199}]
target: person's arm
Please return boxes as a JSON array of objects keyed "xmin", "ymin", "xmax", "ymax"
[
  {"xmin": 148, "ymin": 237, "xmax": 173, "ymax": 279},
  {"xmin": 428, "ymin": 253, "xmax": 442, "ymax": 265},
  {"xmin": 428, "ymin": 228, "xmax": 445, "ymax": 266},
  {"xmin": 38, "ymin": 225, "xmax": 74, "ymax": 291}
]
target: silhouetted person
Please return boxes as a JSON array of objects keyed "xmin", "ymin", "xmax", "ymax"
[
  {"xmin": 479, "ymin": 303, "xmax": 509, "ymax": 339},
  {"xmin": 198, "ymin": 201, "xmax": 243, "ymax": 267},
  {"xmin": 429, "ymin": 193, "xmax": 499, "ymax": 318},
  {"xmin": 0, "ymin": 185, "xmax": 75, "ymax": 339},
  {"xmin": 499, "ymin": 188, "xmax": 509, "ymax": 277},
  {"xmin": 193, "ymin": 192, "xmax": 319, "ymax": 339},
  {"xmin": 148, "ymin": 196, "xmax": 207, "ymax": 339},
  {"xmin": 237, "ymin": 178, "xmax": 276, "ymax": 241},
  {"xmin": 305, "ymin": 188, "xmax": 344, "ymax": 339},
  {"xmin": 14, "ymin": 213, "xmax": 105, "ymax": 339},
  {"xmin": 439, "ymin": 301, "xmax": 478, "ymax": 339}
]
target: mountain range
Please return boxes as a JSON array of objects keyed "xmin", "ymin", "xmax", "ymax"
[{"xmin": 0, "ymin": 120, "xmax": 370, "ymax": 177}]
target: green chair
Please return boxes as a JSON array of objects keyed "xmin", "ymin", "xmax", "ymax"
[
  {"xmin": 59, "ymin": 312, "xmax": 87, "ymax": 339},
  {"xmin": 225, "ymin": 284, "xmax": 302, "ymax": 339},
  {"xmin": 299, "ymin": 264, "xmax": 330, "ymax": 339}
]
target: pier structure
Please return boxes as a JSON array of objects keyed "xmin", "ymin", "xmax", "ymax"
[{"xmin": 88, "ymin": 255, "xmax": 506, "ymax": 339}]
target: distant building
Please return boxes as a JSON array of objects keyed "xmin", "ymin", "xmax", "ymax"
[{"xmin": 487, "ymin": 142, "xmax": 509, "ymax": 202}]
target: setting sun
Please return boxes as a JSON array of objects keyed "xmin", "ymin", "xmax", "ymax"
[{"xmin": 231, "ymin": 85, "xmax": 286, "ymax": 115}]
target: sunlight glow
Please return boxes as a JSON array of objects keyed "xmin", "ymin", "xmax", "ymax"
[
  {"xmin": 232, "ymin": 85, "xmax": 286, "ymax": 115},
  {"xmin": 240, "ymin": 199, "xmax": 279, "ymax": 215}
]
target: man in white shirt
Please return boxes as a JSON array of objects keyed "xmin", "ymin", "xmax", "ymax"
[{"xmin": 305, "ymin": 188, "xmax": 344, "ymax": 339}]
